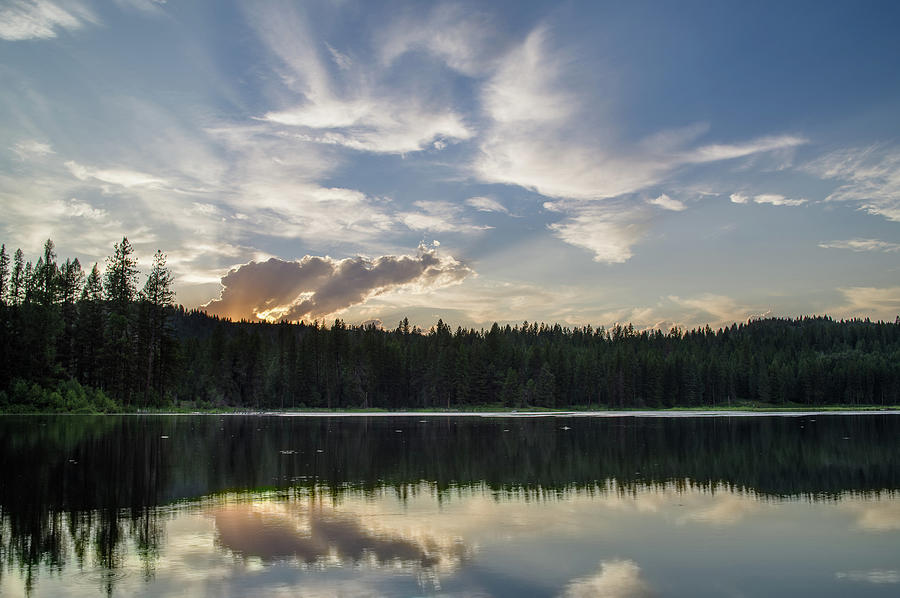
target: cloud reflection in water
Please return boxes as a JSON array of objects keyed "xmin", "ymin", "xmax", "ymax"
[{"xmin": 213, "ymin": 500, "xmax": 470, "ymax": 575}]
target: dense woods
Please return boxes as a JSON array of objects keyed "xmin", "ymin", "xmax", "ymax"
[{"xmin": 1, "ymin": 237, "xmax": 899, "ymax": 411}]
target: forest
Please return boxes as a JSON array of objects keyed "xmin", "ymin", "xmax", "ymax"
[{"xmin": 1, "ymin": 237, "xmax": 899, "ymax": 412}]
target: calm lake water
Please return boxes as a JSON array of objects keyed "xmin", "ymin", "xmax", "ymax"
[{"xmin": 1, "ymin": 414, "xmax": 899, "ymax": 597}]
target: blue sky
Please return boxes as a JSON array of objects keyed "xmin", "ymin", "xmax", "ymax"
[{"xmin": 2, "ymin": 0, "xmax": 899, "ymax": 329}]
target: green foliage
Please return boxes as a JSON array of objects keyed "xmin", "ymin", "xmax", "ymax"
[{"xmin": 1, "ymin": 378, "xmax": 119, "ymax": 413}]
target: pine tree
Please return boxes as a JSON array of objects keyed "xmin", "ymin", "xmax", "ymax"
[
  {"xmin": 76, "ymin": 264, "xmax": 105, "ymax": 387},
  {"xmin": 58, "ymin": 258, "xmax": 84, "ymax": 375},
  {"xmin": 37, "ymin": 239, "xmax": 59, "ymax": 307},
  {"xmin": 23, "ymin": 260, "xmax": 35, "ymax": 302},
  {"xmin": 0, "ymin": 244, "xmax": 9, "ymax": 305},
  {"xmin": 139, "ymin": 250, "xmax": 176, "ymax": 403},
  {"xmin": 10, "ymin": 249, "xmax": 25, "ymax": 305},
  {"xmin": 104, "ymin": 237, "xmax": 139, "ymax": 314},
  {"xmin": 103, "ymin": 238, "xmax": 139, "ymax": 404}
]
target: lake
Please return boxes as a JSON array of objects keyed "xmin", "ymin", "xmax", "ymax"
[{"xmin": 1, "ymin": 413, "xmax": 899, "ymax": 596}]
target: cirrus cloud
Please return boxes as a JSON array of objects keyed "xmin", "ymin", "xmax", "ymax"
[{"xmin": 0, "ymin": 0, "xmax": 96, "ymax": 41}]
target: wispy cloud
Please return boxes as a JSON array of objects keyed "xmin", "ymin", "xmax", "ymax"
[
  {"xmin": 730, "ymin": 192, "xmax": 806, "ymax": 207},
  {"xmin": 250, "ymin": 2, "xmax": 473, "ymax": 155},
  {"xmin": 113, "ymin": 0, "xmax": 167, "ymax": 14},
  {"xmin": 667, "ymin": 293, "xmax": 767, "ymax": 327},
  {"xmin": 65, "ymin": 160, "xmax": 169, "ymax": 189},
  {"xmin": 835, "ymin": 286, "xmax": 900, "ymax": 321},
  {"xmin": 325, "ymin": 42, "xmax": 352, "ymax": 70},
  {"xmin": 474, "ymin": 27, "xmax": 807, "ymax": 203},
  {"xmin": 0, "ymin": 0, "xmax": 96, "ymax": 41},
  {"xmin": 681, "ymin": 135, "xmax": 806, "ymax": 163},
  {"xmin": 648, "ymin": 193, "xmax": 686, "ymax": 211},
  {"xmin": 203, "ymin": 244, "xmax": 473, "ymax": 322},
  {"xmin": 818, "ymin": 239, "xmax": 900, "ymax": 253},
  {"xmin": 835, "ymin": 570, "xmax": 900, "ymax": 585},
  {"xmin": 399, "ymin": 200, "xmax": 492, "ymax": 233},
  {"xmin": 377, "ymin": 4, "xmax": 500, "ymax": 77},
  {"xmin": 804, "ymin": 144, "xmax": 900, "ymax": 221},
  {"xmin": 544, "ymin": 200, "xmax": 650, "ymax": 264},
  {"xmin": 10, "ymin": 139, "xmax": 55, "ymax": 160},
  {"xmin": 752, "ymin": 193, "xmax": 807, "ymax": 207},
  {"xmin": 466, "ymin": 196, "xmax": 508, "ymax": 213}
]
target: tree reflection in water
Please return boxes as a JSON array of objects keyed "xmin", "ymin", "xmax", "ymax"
[{"xmin": 1, "ymin": 414, "xmax": 898, "ymax": 595}]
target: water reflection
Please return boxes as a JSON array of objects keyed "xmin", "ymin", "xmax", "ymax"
[
  {"xmin": 212, "ymin": 498, "xmax": 469, "ymax": 571},
  {"xmin": 561, "ymin": 559, "xmax": 652, "ymax": 598},
  {"xmin": 1, "ymin": 414, "xmax": 898, "ymax": 596}
]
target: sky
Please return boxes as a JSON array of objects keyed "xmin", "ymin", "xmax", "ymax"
[{"xmin": 2, "ymin": 0, "xmax": 899, "ymax": 330}]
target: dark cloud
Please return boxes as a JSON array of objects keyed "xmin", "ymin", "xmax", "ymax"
[{"xmin": 203, "ymin": 244, "xmax": 472, "ymax": 322}]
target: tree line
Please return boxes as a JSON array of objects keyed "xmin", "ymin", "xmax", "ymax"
[
  {"xmin": 1, "ymin": 237, "xmax": 899, "ymax": 411},
  {"xmin": 0, "ymin": 237, "xmax": 175, "ymax": 411}
]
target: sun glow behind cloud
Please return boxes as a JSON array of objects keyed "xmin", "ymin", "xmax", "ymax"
[{"xmin": 203, "ymin": 244, "xmax": 473, "ymax": 323}]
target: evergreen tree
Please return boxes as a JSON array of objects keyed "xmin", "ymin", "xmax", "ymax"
[
  {"xmin": 23, "ymin": 260, "xmax": 35, "ymax": 302},
  {"xmin": 58, "ymin": 258, "xmax": 84, "ymax": 376},
  {"xmin": 103, "ymin": 238, "xmax": 139, "ymax": 404},
  {"xmin": 0, "ymin": 244, "xmax": 8, "ymax": 305},
  {"xmin": 37, "ymin": 239, "xmax": 59, "ymax": 307},
  {"xmin": 76, "ymin": 264, "xmax": 105, "ymax": 387},
  {"xmin": 9, "ymin": 249, "xmax": 25, "ymax": 305},
  {"xmin": 104, "ymin": 237, "xmax": 139, "ymax": 313},
  {"xmin": 139, "ymin": 250, "xmax": 176, "ymax": 403}
]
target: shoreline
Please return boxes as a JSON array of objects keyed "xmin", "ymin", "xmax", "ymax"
[
  {"xmin": 8, "ymin": 408, "xmax": 899, "ymax": 417},
  {"xmin": 191, "ymin": 409, "xmax": 900, "ymax": 417}
]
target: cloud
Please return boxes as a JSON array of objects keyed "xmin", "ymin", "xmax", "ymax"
[
  {"xmin": 667, "ymin": 294, "xmax": 766, "ymax": 327},
  {"xmin": 0, "ymin": 0, "xmax": 96, "ymax": 41},
  {"xmin": 203, "ymin": 245, "xmax": 474, "ymax": 322},
  {"xmin": 835, "ymin": 570, "xmax": 900, "ymax": 585},
  {"xmin": 474, "ymin": 27, "xmax": 807, "ymax": 202},
  {"xmin": 263, "ymin": 101, "xmax": 472, "ymax": 155},
  {"xmin": 481, "ymin": 27, "xmax": 574, "ymax": 125},
  {"xmin": 376, "ymin": 4, "xmax": 500, "ymax": 76},
  {"xmin": 65, "ymin": 160, "xmax": 169, "ymax": 189},
  {"xmin": 65, "ymin": 197, "xmax": 108, "ymax": 221},
  {"xmin": 818, "ymin": 239, "xmax": 900, "ymax": 253},
  {"xmin": 203, "ymin": 124, "xmax": 397, "ymax": 245},
  {"xmin": 466, "ymin": 196, "xmax": 508, "ymax": 213},
  {"xmin": 648, "ymin": 194, "xmax": 686, "ymax": 211},
  {"xmin": 399, "ymin": 200, "xmax": 492, "ymax": 233},
  {"xmin": 729, "ymin": 192, "xmax": 806, "ymax": 207},
  {"xmin": 249, "ymin": 2, "xmax": 473, "ymax": 154},
  {"xmin": 544, "ymin": 201, "xmax": 650, "ymax": 263},
  {"xmin": 752, "ymin": 193, "xmax": 806, "ymax": 207},
  {"xmin": 835, "ymin": 286, "xmax": 900, "ymax": 321},
  {"xmin": 804, "ymin": 145, "xmax": 900, "ymax": 221},
  {"xmin": 561, "ymin": 559, "xmax": 654, "ymax": 598},
  {"xmin": 10, "ymin": 139, "xmax": 55, "ymax": 160},
  {"xmin": 681, "ymin": 135, "xmax": 807, "ymax": 163},
  {"xmin": 347, "ymin": 277, "xmax": 570, "ymax": 328},
  {"xmin": 325, "ymin": 42, "xmax": 352, "ymax": 70},
  {"xmin": 113, "ymin": 0, "xmax": 167, "ymax": 14}
]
